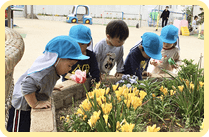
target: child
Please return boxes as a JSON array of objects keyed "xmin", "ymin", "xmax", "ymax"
[
  {"xmin": 7, "ymin": 36, "xmax": 89, "ymax": 132},
  {"xmin": 62, "ymin": 24, "xmax": 100, "ymax": 82},
  {"xmin": 123, "ymin": 32, "xmax": 163, "ymax": 80},
  {"xmin": 93, "ymin": 20, "xmax": 129, "ymax": 78},
  {"xmin": 191, "ymin": 15, "xmax": 199, "ymax": 35},
  {"xmin": 150, "ymin": 25, "xmax": 180, "ymax": 74}
]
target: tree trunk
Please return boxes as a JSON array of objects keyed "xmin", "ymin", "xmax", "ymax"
[{"xmin": 31, "ymin": 5, "xmax": 34, "ymax": 19}]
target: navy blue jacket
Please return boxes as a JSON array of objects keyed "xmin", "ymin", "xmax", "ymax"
[
  {"xmin": 123, "ymin": 41, "xmax": 150, "ymax": 80},
  {"xmin": 62, "ymin": 49, "xmax": 100, "ymax": 82}
]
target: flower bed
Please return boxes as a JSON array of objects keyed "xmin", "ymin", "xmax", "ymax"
[{"xmin": 57, "ymin": 59, "xmax": 204, "ymax": 132}]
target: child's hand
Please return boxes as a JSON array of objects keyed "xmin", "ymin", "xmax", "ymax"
[
  {"xmin": 171, "ymin": 64, "xmax": 179, "ymax": 69},
  {"xmin": 142, "ymin": 71, "xmax": 152, "ymax": 77},
  {"xmin": 114, "ymin": 72, "xmax": 123, "ymax": 77},
  {"xmin": 150, "ymin": 60, "xmax": 160, "ymax": 67},
  {"xmin": 53, "ymin": 85, "xmax": 64, "ymax": 91},
  {"xmin": 34, "ymin": 101, "xmax": 51, "ymax": 109}
]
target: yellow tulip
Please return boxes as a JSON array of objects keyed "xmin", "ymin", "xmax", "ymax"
[
  {"xmin": 185, "ymin": 79, "xmax": 189, "ymax": 87},
  {"xmin": 124, "ymin": 99, "xmax": 131, "ymax": 109},
  {"xmin": 160, "ymin": 86, "xmax": 164, "ymax": 92},
  {"xmin": 131, "ymin": 96, "xmax": 142, "ymax": 110},
  {"xmin": 108, "ymin": 123, "xmax": 111, "ymax": 128},
  {"xmin": 139, "ymin": 90, "xmax": 147, "ymax": 99},
  {"xmin": 190, "ymin": 83, "xmax": 194, "ymax": 91},
  {"xmin": 96, "ymin": 82, "xmax": 101, "ymax": 89},
  {"xmin": 76, "ymin": 108, "xmax": 84, "ymax": 115},
  {"xmin": 81, "ymin": 99, "xmax": 92, "ymax": 111},
  {"xmin": 106, "ymin": 87, "xmax": 110, "ymax": 94},
  {"xmin": 147, "ymin": 124, "xmax": 160, "ymax": 132},
  {"xmin": 162, "ymin": 88, "xmax": 168, "ymax": 96},
  {"xmin": 88, "ymin": 110, "xmax": 101, "ymax": 128},
  {"xmin": 112, "ymin": 83, "xmax": 119, "ymax": 91},
  {"xmin": 101, "ymin": 103, "xmax": 112, "ymax": 114},
  {"xmin": 178, "ymin": 85, "xmax": 184, "ymax": 92},
  {"xmin": 103, "ymin": 114, "xmax": 108, "ymax": 125},
  {"xmin": 133, "ymin": 87, "xmax": 137, "ymax": 93},
  {"xmin": 170, "ymin": 90, "xmax": 176, "ymax": 96},
  {"xmin": 83, "ymin": 115, "xmax": 87, "ymax": 121},
  {"xmin": 121, "ymin": 123, "xmax": 135, "ymax": 132},
  {"xmin": 199, "ymin": 81, "xmax": 204, "ymax": 88},
  {"xmin": 152, "ymin": 93, "xmax": 156, "ymax": 97},
  {"xmin": 86, "ymin": 92, "xmax": 94, "ymax": 99},
  {"xmin": 157, "ymin": 95, "xmax": 163, "ymax": 101},
  {"xmin": 116, "ymin": 121, "xmax": 120, "ymax": 129}
]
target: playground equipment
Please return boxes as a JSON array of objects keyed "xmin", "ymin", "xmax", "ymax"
[
  {"xmin": 148, "ymin": 9, "xmax": 186, "ymax": 27},
  {"xmin": 102, "ymin": 11, "xmax": 141, "ymax": 27},
  {"xmin": 155, "ymin": 13, "xmax": 160, "ymax": 31},
  {"xmin": 173, "ymin": 19, "xmax": 189, "ymax": 36},
  {"xmin": 181, "ymin": 26, "xmax": 190, "ymax": 36},
  {"xmin": 66, "ymin": 5, "xmax": 92, "ymax": 25}
]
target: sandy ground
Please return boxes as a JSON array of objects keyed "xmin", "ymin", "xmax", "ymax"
[{"xmin": 12, "ymin": 17, "xmax": 204, "ymax": 85}]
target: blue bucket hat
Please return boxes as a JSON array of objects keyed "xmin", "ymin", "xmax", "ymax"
[
  {"xmin": 141, "ymin": 32, "xmax": 163, "ymax": 60},
  {"xmin": 44, "ymin": 35, "xmax": 89, "ymax": 60},
  {"xmin": 160, "ymin": 25, "xmax": 179, "ymax": 44},
  {"xmin": 69, "ymin": 24, "xmax": 92, "ymax": 44}
]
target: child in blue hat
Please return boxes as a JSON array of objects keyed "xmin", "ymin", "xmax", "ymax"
[
  {"xmin": 150, "ymin": 25, "xmax": 180, "ymax": 74},
  {"xmin": 62, "ymin": 24, "xmax": 100, "ymax": 83},
  {"xmin": 7, "ymin": 36, "xmax": 89, "ymax": 132},
  {"xmin": 123, "ymin": 32, "xmax": 163, "ymax": 80}
]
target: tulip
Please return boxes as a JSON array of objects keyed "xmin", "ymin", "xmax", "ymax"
[
  {"xmin": 120, "ymin": 122, "xmax": 135, "ymax": 132},
  {"xmin": 199, "ymin": 81, "xmax": 204, "ymax": 88},
  {"xmin": 112, "ymin": 83, "xmax": 119, "ymax": 91},
  {"xmin": 70, "ymin": 70, "xmax": 86, "ymax": 84},
  {"xmin": 147, "ymin": 124, "xmax": 160, "ymax": 132},
  {"xmin": 103, "ymin": 114, "xmax": 108, "ymax": 125},
  {"xmin": 178, "ymin": 85, "xmax": 184, "ymax": 92},
  {"xmin": 96, "ymin": 82, "xmax": 101, "ymax": 89}
]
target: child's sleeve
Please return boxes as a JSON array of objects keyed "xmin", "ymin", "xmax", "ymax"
[
  {"xmin": 89, "ymin": 52, "xmax": 100, "ymax": 82},
  {"xmin": 144, "ymin": 58, "xmax": 151, "ymax": 71},
  {"xmin": 21, "ymin": 76, "xmax": 39, "ymax": 96},
  {"xmin": 93, "ymin": 42, "xmax": 103, "ymax": 71},
  {"xmin": 173, "ymin": 50, "xmax": 181, "ymax": 66},
  {"xmin": 116, "ymin": 46, "xmax": 124, "ymax": 73},
  {"xmin": 128, "ymin": 50, "xmax": 143, "ymax": 80}
]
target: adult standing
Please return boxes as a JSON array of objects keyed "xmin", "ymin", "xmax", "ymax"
[{"xmin": 160, "ymin": 6, "xmax": 170, "ymax": 27}]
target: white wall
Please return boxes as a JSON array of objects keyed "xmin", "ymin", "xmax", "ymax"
[{"xmin": 24, "ymin": 5, "xmax": 191, "ymax": 23}]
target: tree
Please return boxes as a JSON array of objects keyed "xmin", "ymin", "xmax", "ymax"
[
  {"xmin": 197, "ymin": 7, "xmax": 204, "ymax": 24},
  {"xmin": 182, "ymin": 6, "xmax": 193, "ymax": 27}
]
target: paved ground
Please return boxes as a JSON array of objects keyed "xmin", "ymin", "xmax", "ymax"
[{"xmin": 12, "ymin": 17, "xmax": 204, "ymax": 84}]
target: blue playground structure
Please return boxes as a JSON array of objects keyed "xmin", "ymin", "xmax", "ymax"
[
  {"xmin": 66, "ymin": 5, "xmax": 92, "ymax": 25},
  {"xmin": 148, "ymin": 9, "xmax": 187, "ymax": 27}
]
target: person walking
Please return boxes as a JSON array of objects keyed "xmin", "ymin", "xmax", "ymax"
[{"xmin": 160, "ymin": 6, "xmax": 170, "ymax": 27}]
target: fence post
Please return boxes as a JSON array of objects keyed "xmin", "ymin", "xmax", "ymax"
[
  {"xmin": 24, "ymin": 5, "xmax": 27, "ymax": 18},
  {"xmin": 122, "ymin": 12, "xmax": 124, "ymax": 20}
]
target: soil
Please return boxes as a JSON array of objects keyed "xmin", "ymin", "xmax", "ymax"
[{"xmin": 56, "ymin": 97, "xmax": 86, "ymax": 132}]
